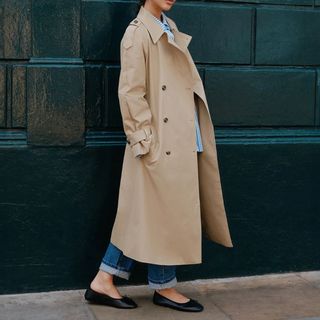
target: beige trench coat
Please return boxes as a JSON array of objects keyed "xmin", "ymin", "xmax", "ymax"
[{"xmin": 110, "ymin": 5, "xmax": 233, "ymax": 265}]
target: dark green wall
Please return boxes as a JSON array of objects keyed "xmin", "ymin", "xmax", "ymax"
[{"xmin": 0, "ymin": 0, "xmax": 319, "ymax": 294}]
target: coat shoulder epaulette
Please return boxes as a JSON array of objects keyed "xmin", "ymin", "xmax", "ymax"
[
  {"xmin": 129, "ymin": 18, "xmax": 142, "ymax": 27},
  {"xmin": 122, "ymin": 18, "xmax": 143, "ymax": 49}
]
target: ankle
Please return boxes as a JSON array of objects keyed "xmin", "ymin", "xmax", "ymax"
[{"xmin": 94, "ymin": 270, "xmax": 114, "ymax": 286}]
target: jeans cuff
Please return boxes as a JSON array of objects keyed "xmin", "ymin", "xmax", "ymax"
[
  {"xmin": 99, "ymin": 262, "xmax": 131, "ymax": 280},
  {"xmin": 148, "ymin": 276, "xmax": 177, "ymax": 289}
]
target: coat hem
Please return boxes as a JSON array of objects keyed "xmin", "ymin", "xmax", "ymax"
[{"xmin": 111, "ymin": 239, "xmax": 202, "ymax": 266}]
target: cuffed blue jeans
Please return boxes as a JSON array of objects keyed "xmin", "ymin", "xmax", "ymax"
[{"xmin": 99, "ymin": 242, "xmax": 177, "ymax": 289}]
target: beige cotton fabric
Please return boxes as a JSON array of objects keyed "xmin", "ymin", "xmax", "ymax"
[{"xmin": 110, "ymin": 5, "xmax": 234, "ymax": 265}]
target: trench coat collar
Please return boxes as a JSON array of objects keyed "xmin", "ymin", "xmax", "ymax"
[{"xmin": 136, "ymin": 6, "xmax": 192, "ymax": 53}]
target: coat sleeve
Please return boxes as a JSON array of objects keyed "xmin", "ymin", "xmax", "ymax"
[{"xmin": 118, "ymin": 25, "xmax": 153, "ymax": 158}]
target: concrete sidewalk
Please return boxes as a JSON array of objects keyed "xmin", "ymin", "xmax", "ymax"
[{"xmin": 1, "ymin": 271, "xmax": 320, "ymax": 320}]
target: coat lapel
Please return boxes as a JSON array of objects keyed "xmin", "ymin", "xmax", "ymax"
[
  {"xmin": 136, "ymin": 6, "xmax": 192, "ymax": 53},
  {"xmin": 168, "ymin": 29, "xmax": 192, "ymax": 53},
  {"xmin": 135, "ymin": 7, "xmax": 210, "ymax": 113}
]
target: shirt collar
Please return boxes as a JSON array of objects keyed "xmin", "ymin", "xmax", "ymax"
[
  {"xmin": 137, "ymin": 6, "xmax": 177, "ymax": 44},
  {"xmin": 156, "ymin": 12, "xmax": 170, "ymax": 28}
]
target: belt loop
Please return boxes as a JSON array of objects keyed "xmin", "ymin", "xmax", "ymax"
[{"xmin": 144, "ymin": 127, "xmax": 151, "ymax": 139}]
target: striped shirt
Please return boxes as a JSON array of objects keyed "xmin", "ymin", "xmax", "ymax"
[{"xmin": 152, "ymin": 12, "xmax": 204, "ymax": 153}]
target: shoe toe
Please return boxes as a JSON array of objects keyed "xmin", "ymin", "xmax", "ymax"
[
  {"xmin": 187, "ymin": 299, "xmax": 204, "ymax": 312},
  {"xmin": 153, "ymin": 290, "xmax": 203, "ymax": 312},
  {"xmin": 84, "ymin": 288, "xmax": 138, "ymax": 309},
  {"xmin": 121, "ymin": 296, "xmax": 138, "ymax": 308}
]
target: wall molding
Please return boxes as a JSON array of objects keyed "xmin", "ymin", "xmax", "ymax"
[
  {"xmin": 0, "ymin": 130, "xmax": 27, "ymax": 147},
  {"xmin": 2, "ymin": 128, "xmax": 320, "ymax": 148},
  {"xmin": 85, "ymin": 128, "xmax": 320, "ymax": 146}
]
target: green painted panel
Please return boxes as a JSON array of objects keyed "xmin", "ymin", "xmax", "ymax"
[
  {"xmin": 82, "ymin": 1, "xmax": 134, "ymax": 61},
  {"xmin": 103, "ymin": 66, "xmax": 121, "ymax": 128},
  {"xmin": 32, "ymin": 0, "xmax": 80, "ymax": 58},
  {"xmin": 85, "ymin": 65, "xmax": 104, "ymax": 128},
  {"xmin": 0, "ymin": 138, "xmax": 319, "ymax": 294},
  {"xmin": 27, "ymin": 66, "xmax": 85, "ymax": 145},
  {"xmin": 206, "ymin": 141, "xmax": 320, "ymax": 278},
  {"xmin": 85, "ymin": 65, "xmax": 123, "ymax": 129},
  {"xmin": 12, "ymin": 65, "xmax": 27, "ymax": 128},
  {"xmin": 205, "ymin": 68, "xmax": 316, "ymax": 126},
  {"xmin": 170, "ymin": 4, "xmax": 252, "ymax": 64},
  {"xmin": 0, "ymin": 0, "xmax": 31, "ymax": 59},
  {"xmin": 256, "ymin": 7, "xmax": 320, "ymax": 65},
  {"xmin": 0, "ymin": 64, "xmax": 27, "ymax": 129},
  {"xmin": 0, "ymin": 65, "xmax": 5, "ymax": 127},
  {"xmin": 82, "ymin": 2, "xmax": 252, "ymax": 64},
  {"xmin": 316, "ymin": 69, "xmax": 320, "ymax": 126},
  {"xmin": 0, "ymin": 146, "xmax": 124, "ymax": 294}
]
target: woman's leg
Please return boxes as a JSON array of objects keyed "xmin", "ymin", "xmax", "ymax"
[
  {"xmin": 148, "ymin": 263, "xmax": 177, "ymax": 289},
  {"xmin": 148, "ymin": 264, "xmax": 190, "ymax": 303},
  {"xmin": 90, "ymin": 242, "xmax": 136, "ymax": 298}
]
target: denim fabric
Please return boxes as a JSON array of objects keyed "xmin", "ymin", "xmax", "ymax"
[
  {"xmin": 99, "ymin": 242, "xmax": 177, "ymax": 289},
  {"xmin": 100, "ymin": 242, "xmax": 135, "ymax": 280}
]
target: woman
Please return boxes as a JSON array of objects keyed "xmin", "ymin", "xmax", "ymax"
[{"xmin": 84, "ymin": 0, "xmax": 233, "ymax": 312}]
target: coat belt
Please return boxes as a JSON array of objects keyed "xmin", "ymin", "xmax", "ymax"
[{"xmin": 127, "ymin": 127, "xmax": 152, "ymax": 145}]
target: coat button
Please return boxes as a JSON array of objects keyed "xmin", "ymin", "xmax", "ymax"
[
  {"xmin": 162, "ymin": 85, "xmax": 166, "ymax": 90},
  {"xmin": 134, "ymin": 19, "xmax": 138, "ymax": 23},
  {"xmin": 166, "ymin": 151, "xmax": 171, "ymax": 155},
  {"xmin": 163, "ymin": 117, "xmax": 168, "ymax": 123},
  {"xmin": 127, "ymin": 139, "xmax": 130, "ymax": 144}
]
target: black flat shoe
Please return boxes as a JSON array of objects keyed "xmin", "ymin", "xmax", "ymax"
[
  {"xmin": 153, "ymin": 290, "xmax": 204, "ymax": 312},
  {"xmin": 84, "ymin": 287, "xmax": 138, "ymax": 309}
]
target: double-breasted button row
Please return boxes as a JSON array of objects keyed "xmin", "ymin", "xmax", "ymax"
[
  {"xmin": 161, "ymin": 92, "xmax": 169, "ymax": 153},
  {"xmin": 163, "ymin": 116, "xmax": 169, "ymax": 154}
]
